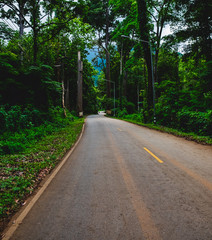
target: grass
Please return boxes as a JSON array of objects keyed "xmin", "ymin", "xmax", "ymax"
[
  {"xmin": 114, "ymin": 117, "xmax": 212, "ymax": 145},
  {"xmin": 0, "ymin": 118, "xmax": 84, "ymax": 234}
]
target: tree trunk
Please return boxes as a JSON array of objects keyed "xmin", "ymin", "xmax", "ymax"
[
  {"xmin": 62, "ymin": 64, "xmax": 67, "ymax": 118},
  {"xmin": 33, "ymin": 27, "xmax": 38, "ymax": 64},
  {"xmin": 201, "ymin": 2, "xmax": 212, "ymax": 62},
  {"xmin": 18, "ymin": 0, "xmax": 26, "ymax": 64},
  {"xmin": 122, "ymin": 52, "xmax": 129, "ymax": 97},
  {"xmin": 154, "ymin": 1, "xmax": 171, "ymax": 83},
  {"xmin": 65, "ymin": 79, "xmax": 70, "ymax": 110},
  {"xmin": 31, "ymin": 1, "xmax": 39, "ymax": 65},
  {"xmin": 123, "ymin": 70, "xmax": 127, "ymax": 97},
  {"xmin": 137, "ymin": 0, "xmax": 154, "ymax": 121},
  {"xmin": 18, "ymin": 1, "xmax": 25, "ymax": 36},
  {"xmin": 105, "ymin": 0, "xmax": 111, "ymax": 99}
]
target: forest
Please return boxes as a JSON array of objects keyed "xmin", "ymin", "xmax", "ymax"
[
  {"xmin": 0, "ymin": 0, "xmax": 211, "ymax": 151},
  {"xmin": 0, "ymin": 0, "xmax": 211, "ymax": 232}
]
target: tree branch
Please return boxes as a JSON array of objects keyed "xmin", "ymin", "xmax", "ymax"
[{"xmin": 2, "ymin": 1, "xmax": 32, "ymax": 29}]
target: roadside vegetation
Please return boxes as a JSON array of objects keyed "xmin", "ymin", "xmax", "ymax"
[
  {"xmin": 0, "ymin": 107, "xmax": 84, "ymax": 233},
  {"xmin": 114, "ymin": 114, "xmax": 212, "ymax": 145},
  {"xmin": 113, "ymin": 107, "xmax": 212, "ymax": 145}
]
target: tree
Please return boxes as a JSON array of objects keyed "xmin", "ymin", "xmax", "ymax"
[
  {"xmin": 173, "ymin": 0, "xmax": 212, "ymax": 62},
  {"xmin": 136, "ymin": 0, "xmax": 154, "ymax": 121},
  {"xmin": 0, "ymin": 0, "xmax": 86, "ymax": 64},
  {"xmin": 0, "ymin": 0, "xmax": 28, "ymax": 37},
  {"xmin": 147, "ymin": 0, "xmax": 175, "ymax": 82},
  {"xmin": 110, "ymin": 0, "xmax": 139, "ymax": 108},
  {"xmin": 164, "ymin": 0, "xmax": 212, "ymax": 98},
  {"xmin": 0, "ymin": 22, "xmax": 17, "ymax": 40},
  {"xmin": 85, "ymin": 0, "xmax": 116, "ymax": 100}
]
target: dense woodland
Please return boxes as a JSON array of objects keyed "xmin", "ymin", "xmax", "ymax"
[{"xmin": 0, "ymin": 0, "xmax": 211, "ymax": 154}]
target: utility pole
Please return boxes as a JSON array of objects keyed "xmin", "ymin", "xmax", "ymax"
[
  {"xmin": 77, "ymin": 51, "xmax": 83, "ymax": 117},
  {"xmin": 120, "ymin": 41, "xmax": 123, "ymax": 110}
]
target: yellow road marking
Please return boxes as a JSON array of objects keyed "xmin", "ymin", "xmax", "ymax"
[
  {"xmin": 127, "ymin": 130, "xmax": 212, "ymax": 191},
  {"xmin": 108, "ymin": 132, "xmax": 162, "ymax": 240},
  {"xmin": 117, "ymin": 128, "xmax": 123, "ymax": 131},
  {"xmin": 144, "ymin": 147, "xmax": 164, "ymax": 163}
]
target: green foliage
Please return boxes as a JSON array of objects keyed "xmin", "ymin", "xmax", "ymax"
[
  {"xmin": 156, "ymin": 81, "xmax": 180, "ymax": 127},
  {"xmin": 0, "ymin": 105, "xmax": 42, "ymax": 133},
  {"xmin": 116, "ymin": 108, "xmax": 128, "ymax": 118},
  {"xmin": 0, "ymin": 117, "xmax": 84, "ymax": 225},
  {"xmin": 116, "ymin": 116, "xmax": 212, "ymax": 145},
  {"xmin": 173, "ymin": 1, "xmax": 211, "ymax": 62},
  {"xmin": 177, "ymin": 110, "xmax": 212, "ymax": 136},
  {"xmin": 82, "ymin": 61, "xmax": 98, "ymax": 114},
  {"xmin": 110, "ymin": 0, "xmax": 139, "ymax": 39},
  {"xmin": 124, "ymin": 113, "xmax": 144, "ymax": 122},
  {"xmin": 0, "ymin": 52, "xmax": 20, "ymax": 105},
  {"xmin": 125, "ymin": 100, "xmax": 135, "ymax": 114},
  {"xmin": 0, "ymin": 22, "xmax": 17, "ymax": 40},
  {"xmin": 0, "ymin": 106, "xmax": 77, "ymax": 155}
]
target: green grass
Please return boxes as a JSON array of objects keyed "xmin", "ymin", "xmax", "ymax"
[
  {"xmin": 0, "ymin": 118, "xmax": 84, "ymax": 233},
  {"xmin": 115, "ymin": 117, "xmax": 212, "ymax": 145}
]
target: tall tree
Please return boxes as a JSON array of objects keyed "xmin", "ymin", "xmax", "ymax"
[
  {"xmin": 148, "ymin": 0, "xmax": 175, "ymax": 82},
  {"xmin": 173, "ymin": 0, "xmax": 212, "ymax": 62},
  {"xmin": 110, "ymin": 0, "xmax": 139, "ymax": 107},
  {"xmin": 136, "ymin": 0, "xmax": 154, "ymax": 121},
  {"xmin": 0, "ymin": 0, "xmax": 28, "ymax": 37},
  {"xmin": 0, "ymin": 0, "xmax": 86, "ymax": 64},
  {"xmin": 85, "ymin": 0, "xmax": 116, "ymax": 99},
  {"xmin": 166, "ymin": 0, "xmax": 212, "ymax": 94}
]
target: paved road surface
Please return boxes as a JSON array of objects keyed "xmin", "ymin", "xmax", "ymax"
[{"xmin": 9, "ymin": 115, "xmax": 212, "ymax": 240}]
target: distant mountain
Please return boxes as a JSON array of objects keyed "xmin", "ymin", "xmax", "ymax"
[
  {"xmin": 86, "ymin": 49, "xmax": 97, "ymax": 63},
  {"xmin": 86, "ymin": 47, "xmax": 105, "ymax": 73}
]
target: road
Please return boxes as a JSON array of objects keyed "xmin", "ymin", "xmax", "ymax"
[{"xmin": 7, "ymin": 115, "xmax": 212, "ymax": 240}]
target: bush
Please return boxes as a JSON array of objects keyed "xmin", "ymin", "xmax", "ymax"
[
  {"xmin": 116, "ymin": 108, "xmax": 128, "ymax": 118},
  {"xmin": 0, "ymin": 106, "xmax": 78, "ymax": 155},
  {"xmin": 0, "ymin": 106, "xmax": 7, "ymax": 133},
  {"xmin": 49, "ymin": 107, "xmax": 75, "ymax": 125},
  {"xmin": 177, "ymin": 110, "xmax": 212, "ymax": 136},
  {"xmin": 126, "ymin": 101, "xmax": 135, "ymax": 114},
  {"xmin": 0, "ymin": 105, "xmax": 44, "ymax": 133},
  {"xmin": 1, "ymin": 142, "xmax": 24, "ymax": 154},
  {"xmin": 124, "ymin": 113, "xmax": 144, "ymax": 122}
]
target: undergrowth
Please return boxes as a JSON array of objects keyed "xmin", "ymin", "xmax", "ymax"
[
  {"xmin": 115, "ymin": 116, "xmax": 212, "ymax": 145},
  {"xmin": 0, "ymin": 106, "xmax": 77, "ymax": 155},
  {"xmin": 0, "ymin": 110, "xmax": 84, "ymax": 234}
]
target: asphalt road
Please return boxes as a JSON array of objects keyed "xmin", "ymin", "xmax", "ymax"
[{"xmin": 8, "ymin": 115, "xmax": 212, "ymax": 240}]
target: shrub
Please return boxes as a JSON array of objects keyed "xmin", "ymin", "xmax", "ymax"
[
  {"xmin": 125, "ymin": 102, "xmax": 135, "ymax": 114},
  {"xmin": 0, "ymin": 105, "xmax": 44, "ymax": 133},
  {"xmin": 0, "ymin": 106, "xmax": 7, "ymax": 133},
  {"xmin": 117, "ymin": 108, "xmax": 128, "ymax": 118},
  {"xmin": 177, "ymin": 110, "xmax": 212, "ymax": 136},
  {"xmin": 0, "ymin": 106, "xmax": 78, "ymax": 155},
  {"xmin": 1, "ymin": 142, "xmax": 24, "ymax": 154},
  {"xmin": 124, "ymin": 113, "xmax": 144, "ymax": 122}
]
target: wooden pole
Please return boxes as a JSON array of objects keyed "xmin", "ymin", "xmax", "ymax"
[{"xmin": 77, "ymin": 51, "xmax": 83, "ymax": 117}]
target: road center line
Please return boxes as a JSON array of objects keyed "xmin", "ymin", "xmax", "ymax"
[
  {"xmin": 125, "ymin": 128, "xmax": 212, "ymax": 192},
  {"xmin": 107, "ymin": 131, "xmax": 162, "ymax": 240},
  {"xmin": 144, "ymin": 147, "xmax": 164, "ymax": 164}
]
